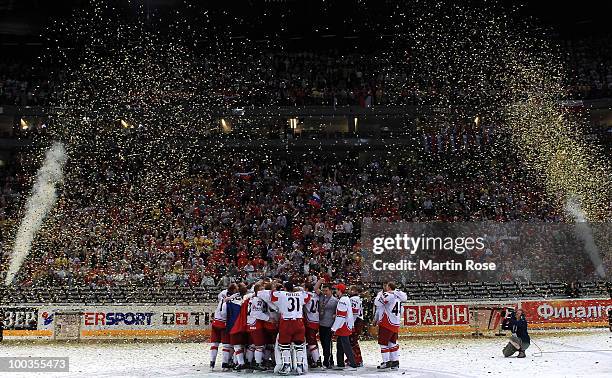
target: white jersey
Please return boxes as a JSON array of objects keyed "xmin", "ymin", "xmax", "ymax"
[
  {"xmin": 257, "ymin": 289, "xmax": 274, "ymax": 307},
  {"xmin": 247, "ymin": 295, "xmax": 270, "ymax": 327},
  {"xmin": 331, "ymin": 295, "xmax": 355, "ymax": 333},
  {"xmin": 268, "ymin": 304, "xmax": 280, "ymax": 323},
  {"xmin": 212, "ymin": 289, "xmax": 229, "ymax": 326},
  {"xmin": 256, "ymin": 289, "xmax": 279, "ymax": 322},
  {"xmin": 304, "ymin": 291, "xmax": 320, "ymax": 325},
  {"xmin": 373, "ymin": 291, "xmax": 383, "ymax": 323},
  {"xmin": 218, "ymin": 289, "xmax": 228, "ymax": 302},
  {"xmin": 375, "ymin": 289, "xmax": 407, "ymax": 332},
  {"xmin": 271, "ymin": 291, "xmax": 311, "ymax": 320},
  {"xmin": 350, "ymin": 295, "xmax": 363, "ymax": 320}
]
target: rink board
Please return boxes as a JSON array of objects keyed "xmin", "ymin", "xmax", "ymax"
[
  {"xmin": 0, "ymin": 304, "xmax": 216, "ymax": 340},
  {"xmin": 1, "ymin": 298, "xmax": 610, "ymax": 340},
  {"xmin": 400, "ymin": 298, "xmax": 612, "ymax": 334}
]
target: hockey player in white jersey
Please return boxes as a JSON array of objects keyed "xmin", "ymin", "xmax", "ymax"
[
  {"xmin": 330, "ymin": 283, "xmax": 357, "ymax": 371},
  {"xmin": 260, "ymin": 281, "xmax": 281, "ymax": 368},
  {"xmin": 209, "ymin": 283, "xmax": 237, "ymax": 371},
  {"xmin": 268, "ymin": 281, "xmax": 311, "ymax": 375},
  {"xmin": 349, "ymin": 285, "xmax": 364, "ymax": 367},
  {"xmin": 246, "ymin": 283, "xmax": 271, "ymax": 370},
  {"xmin": 374, "ymin": 282, "xmax": 407, "ymax": 370},
  {"xmin": 303, "ymin": 280, "xmax": 322, "ymax": 368}
]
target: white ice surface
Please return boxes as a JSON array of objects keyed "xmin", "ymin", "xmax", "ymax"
[{"xmin": 0, "ymin": 329, "xmax": 610, "ymax": 378}]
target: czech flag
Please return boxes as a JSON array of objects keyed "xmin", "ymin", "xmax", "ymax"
[{"xmin": 308, "ymin": 192, "xmax": 322, "ymax": 208}]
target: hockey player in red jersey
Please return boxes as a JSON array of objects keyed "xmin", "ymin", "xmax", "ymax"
[{"xmin": 374, "ymin": 282, "xmax": 407, "ymax": 370}]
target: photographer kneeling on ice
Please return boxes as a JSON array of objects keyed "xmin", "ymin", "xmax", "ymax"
[{"xmin": 502, "ymin": 308, "xmax": 530, "ymax": 358}]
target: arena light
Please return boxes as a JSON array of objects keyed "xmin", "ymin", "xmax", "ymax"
[
  {"xmin": 354, "ymin": 117, "xmax": 358, "ymax": 131},
  {"xmin": 20, "ymin": 118, "xmax": 29, "ymax": 130},
  {"xmin": 120, "ymin": 119, "xmax": 133, "ymax": 129},
  {"xmin": 288, "ymin": 118, "xmax": 298, "ymax": 129},
  {"xmin": 220, "ymin": 118, "xmax": 232, "ymax": 133},
  {"xmin": 474, "ymin": 116, "xmax": 480, "ymax": 127}
]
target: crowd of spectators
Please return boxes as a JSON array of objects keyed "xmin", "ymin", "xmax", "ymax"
[
  {"xmin": 2, "ymin": 126, "xmax": 585, "ymax": 289},
  {"xmin": 253, "ymin": 52, "xmax": 389, "ymax": 107},
  {"xmin": 2, "ymin": 36, "xmax": 612, "ymax": 109},
  {"xmin": 0, "ymin": 37, "xmax": 610, "ymax": 289},
  {"xmin": 565, "ymin": 38, "xmax": 612, "ymax": 99},
  {"xmin": 0, "ymin": 58, "xmax": 54, "ymax": 107}
]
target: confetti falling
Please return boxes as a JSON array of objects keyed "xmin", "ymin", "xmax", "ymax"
[
  {"xmin": 2, "ymin": 0, "xmax": 609, "ymax": 286},
  {"xmin": 8, "ymin": 1, "xmax": 268, "ymax": 284},
  {"xmin": 381, "ymin": 0, "xmax": 612, "ymax": 221},
  {"xmin": 4, "ymin": 142, "xmax": 67, "ymax": 285}
]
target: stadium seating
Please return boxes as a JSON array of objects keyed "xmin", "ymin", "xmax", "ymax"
[{"xmin": 1, "ymin": 282, "xmax": 609, "ymax": 306}]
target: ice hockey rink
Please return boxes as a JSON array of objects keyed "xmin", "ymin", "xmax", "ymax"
[{"xmin": 0, "ymin": 328, "xmax": 610, "ymax": 378}]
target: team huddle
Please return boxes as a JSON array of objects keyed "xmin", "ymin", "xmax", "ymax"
[{"xmin": 209, "ymin": 278, "xmax": 407, "ymax": 374}]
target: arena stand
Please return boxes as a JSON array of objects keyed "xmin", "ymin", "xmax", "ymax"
[
  {"xmin": 0, "ymin": 281, "xmax": 610, "ymax": 306},
  {"xmin": 1, "ymin": 43, "xmax": 612, "ymax": 340},
  {"xmin": 2, "ymin": 37, "xmax": 612, "ymax": 111},
  {"xmin": 0, "ymin": 146, "xmax": 572, "ymax": 289},
  {"xmin": 0, "ymin": 282, "xmax": 610, "ymax": 341}
]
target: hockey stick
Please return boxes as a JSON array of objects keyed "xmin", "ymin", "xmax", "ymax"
[
  {"xmin": 531, "ymin": 339, "xmax": 544, "ymax": 357},
  {"xmin": 531, "ymin": 339, "xmax": 612, "ymax": 357}
]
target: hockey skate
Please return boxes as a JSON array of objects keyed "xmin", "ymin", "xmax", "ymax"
[
  {"xmin": 233, "ymin": 363, "xmax": 248, "ymax": 372},
  {"xmin": 251, "ymin": 362, "xmax": 265, "ymax": 371},
  {"xmin": 309, "ymin": 357, "xmax": 321, "ymax": 369},
  {"xmin": 295, "ymin": 363, "xmax": 306, "ymax": 375},
  {"xmin": 377, "ymin": 361, "xmax": 391, "ymax": 370},
  {"xmin": 278, "ymin": 363, "xmax": 292, "ymax": 375}
]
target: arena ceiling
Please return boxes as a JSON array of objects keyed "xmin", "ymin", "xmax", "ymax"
[{"xmin": 0, "ymin": 0, "xmax": 609, "ymax": 42}]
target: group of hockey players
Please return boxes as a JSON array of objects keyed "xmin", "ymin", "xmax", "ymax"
[{"xmin": 208, "ymin": 277, "xmax": 407, "ymax": 374}]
